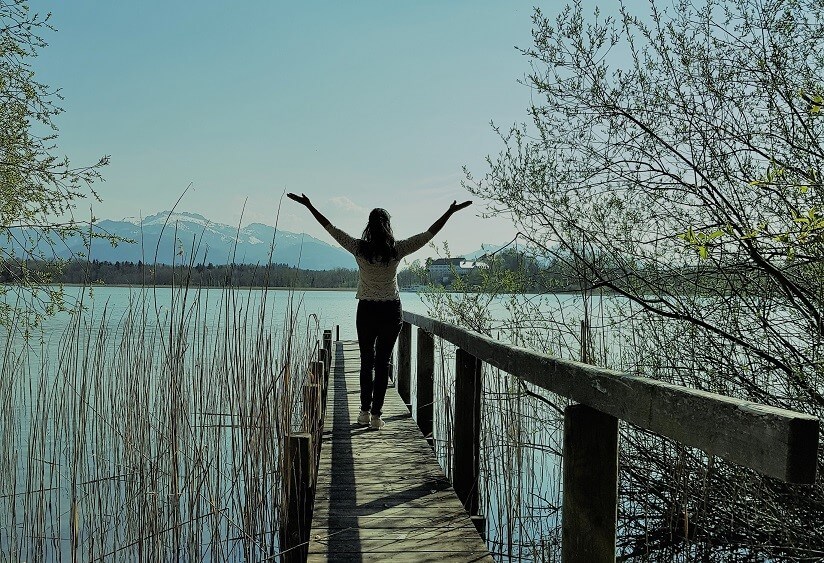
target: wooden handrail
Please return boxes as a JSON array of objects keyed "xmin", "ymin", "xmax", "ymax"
[
  {"xmin": 402, "ymin": 310, "xmax": 819, "ymax": 483},
  {"xmin": 401, "ymin": 311, "xmax": 820, "ymax": 561}
]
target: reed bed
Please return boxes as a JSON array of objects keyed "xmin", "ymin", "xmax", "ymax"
[{"xmin": 0, "ymin": 284, "xmax": 318, "ymax": 561}]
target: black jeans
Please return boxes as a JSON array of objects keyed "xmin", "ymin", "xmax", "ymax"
[{"xmin": 356, "ymin": 299, "xmax": 403, "ymax": 416}]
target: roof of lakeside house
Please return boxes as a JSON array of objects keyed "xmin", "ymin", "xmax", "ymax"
[
  {"xmin": 428, "ymin": 258, "xmax": 489, "ymax": 270},
  {"xmin": 429, "ymin": 257, "xmax": 465, "ymax": 266}
]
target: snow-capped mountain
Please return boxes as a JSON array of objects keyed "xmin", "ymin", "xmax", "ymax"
[{"xmin": 9, "ymin": 211, "xmax": 357, "ymax": 269}]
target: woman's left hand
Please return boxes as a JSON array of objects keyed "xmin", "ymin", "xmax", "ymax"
[{"xmin": 449, "ymin": 200, "xmax": 472, "ymax": 213}]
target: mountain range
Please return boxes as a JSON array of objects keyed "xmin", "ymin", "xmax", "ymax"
[
  {"xmin": 7, "ymin": 211, "xmax": 510, "ymax": 270},
  {"xmin": 9, "ymin": 211, "xmax": 357, "ymax": 270}
]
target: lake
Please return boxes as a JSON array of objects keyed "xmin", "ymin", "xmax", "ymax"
[{"xmin": 14, "ymin": 285, "xmax": 425, "ymax": 339}]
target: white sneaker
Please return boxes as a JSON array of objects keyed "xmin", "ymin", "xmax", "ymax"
[
  {"xmin": 357, "ymin": 410, "xmax": 370, "ymax": 425},
  {"xmin": 370, "ymin": 415, "xmax": 385, "ymax": 430}
]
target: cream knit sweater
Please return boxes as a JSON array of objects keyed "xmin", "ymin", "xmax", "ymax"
[{"xmin": 324, "ymin": 224, "xmax": 434, "ymax": 300}]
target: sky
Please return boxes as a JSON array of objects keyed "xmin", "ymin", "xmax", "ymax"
[{"xmin": 28, "ymin": 1, "xmax": 624, "ymax": 256}]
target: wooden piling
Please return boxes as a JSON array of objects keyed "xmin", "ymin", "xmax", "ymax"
[
  {"xmin": 454, "ymin": 347, "xmax": 482, "ymax": 517},
  {"xmin": 314, "ymin": 358, "xmax": 328, "ymax": 419},
  {"xmin": 280, "ymin": 433, "xmax": 313, "ymax": 563},
  {"xmin": 322, "ymin": 330, "xmax": 332, "ymax": 372},
  {"xmin": 416, "ymin": 328, "xmax": 435, "ymax": 444},
  {"xmin": 561, "ymin": 404, "xmax": 619, "ymax": 563},
  {"xmin": 397, "ymin": 321, "xmax": 412, "ymax": 408},
  {"xmin": 317, "ymin": 351, "xmax": 328, "ymax": 388}
]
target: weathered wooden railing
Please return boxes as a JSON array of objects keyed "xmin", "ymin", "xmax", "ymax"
[
  {"xmin": 279, "ymin": 329, "xmax": 333, "ymax": 562},
  {"xmin": 398, "ymin": 311, "xmax": 820, "ymax": 563}
]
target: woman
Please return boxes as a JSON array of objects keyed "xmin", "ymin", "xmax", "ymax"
[{"xmin": 288, "ymin": 192, "xmax": 471, "ymax": 429}]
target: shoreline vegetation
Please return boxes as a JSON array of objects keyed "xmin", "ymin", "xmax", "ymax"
[{"xmin": 1, "ymin": 256, "xmax": 802, "ymax": 295}]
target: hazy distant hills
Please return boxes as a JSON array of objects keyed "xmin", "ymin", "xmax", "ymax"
[
  {"xmin": 8, "ymin": 211, "xmax": 358, "ymax": 270},
  {"xmin": 5, "ymin": 211, "xmax": 514, "ymax": 269}
]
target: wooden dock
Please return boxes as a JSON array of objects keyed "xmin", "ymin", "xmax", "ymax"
[
  {"xmin": 308, "ymin": 340, "xmax": 493, "ymax": 562},
  {"xmin": 279, "ymin": 318, "xmax": 817, "ymax": 562}
]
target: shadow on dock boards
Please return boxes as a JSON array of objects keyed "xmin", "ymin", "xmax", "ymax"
[
  {"xmin": 312, "ymin": 341, "xmax": 493, "ymax": 562},
  {"xmin": 324, "ymin": 344, "xmax": 453, "ymax": 560},
  {"xmin": 326, "ymin": 341, "xmax": 362, "ymax": 562}
]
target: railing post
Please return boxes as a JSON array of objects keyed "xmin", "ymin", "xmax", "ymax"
[
  {"xmin": 562, "ymin": 404, "xmax": 619, "ymax": 563},
  {"xmin": 454, "ymin": 347, "xmax": 481, "ymax": 518},
  {"xmin": 397, "ymin": 321, "xmax": 412, "ymax": 408},
  {"xmin": 279, "ymin": 433, "xmax": 312, "ymax": 563},
  {"xmin": 416, "ymin": 328, "xmax": 435, "ymax": 445}
]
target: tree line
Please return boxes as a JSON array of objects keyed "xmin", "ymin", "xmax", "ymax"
[
  {"xmin": 1, "ymin": 259, "xmax": 359, "ymax": 289},
  {"xmin": 2, "ymin": 251, "xmax": 786, "ymax": 295}
]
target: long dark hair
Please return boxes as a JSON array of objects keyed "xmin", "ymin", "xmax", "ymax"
[{"xmin": 358, "ymin": 208, "xmax": 397, "ymax": 264}]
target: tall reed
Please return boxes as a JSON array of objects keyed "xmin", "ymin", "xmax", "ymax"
[{"xmin": 0, "ymin": 281, "xmax": 317, "ymax": 561}]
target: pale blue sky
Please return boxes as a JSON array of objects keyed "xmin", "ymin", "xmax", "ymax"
[{"xmin": 30, "ymin": 1, "xmax": 630, "ymax": 255}]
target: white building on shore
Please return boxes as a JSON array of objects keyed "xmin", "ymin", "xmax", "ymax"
[{"xmin": 427, "ymin": 257, "xmax": 489, "ymax": 285}]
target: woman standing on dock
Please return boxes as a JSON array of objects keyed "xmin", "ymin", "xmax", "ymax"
[{"xmin": 287, "ymin": 193, "xmax": 471, "ymax": 429}]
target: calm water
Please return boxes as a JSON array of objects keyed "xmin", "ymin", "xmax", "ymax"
[{"xmin": 18, "ymin": 285, "xmax": 427, "ymax": 341}]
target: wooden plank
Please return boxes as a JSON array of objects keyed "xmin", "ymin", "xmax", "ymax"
[
  {"xmin": 312, "ymin": 504, "xmax": 471, "ymax": 517},
  {"xmin": 561, "ymin": 404, "xmax": 619, "ymax": 563},
  {"xmin": 310, "ymin": 529, "xmax": 489, "ymax": 550},
  {"xmin": 314, "ymin": 515, "xmax": 476, "ymax": 528},
  {"xmin": 308, "ymin": 550, "xmax": 492, "ymax": 563},
  {"xmin": 308, "ymin": 340, "xmax": 492, "ymax": 562},
  {"xmin": 316, "ymin": 509, "xmax": 466, "ymax": 521},
  {"xmin": 313, "ymin": 475, "xmax": 451, "ymax": 491},
  {"xmin": 403, "ymin": 311, "xmax": 819, "ymax": 483}
]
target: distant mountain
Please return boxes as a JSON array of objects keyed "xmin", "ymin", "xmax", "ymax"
[{"xmin": 7, "ymin": 211, "xmax": 357, "ymax": 270}]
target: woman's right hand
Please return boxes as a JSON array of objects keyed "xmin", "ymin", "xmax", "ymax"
[{"xmin": 287, "ymin": 192, "xmax": 311, "ymax": 207}]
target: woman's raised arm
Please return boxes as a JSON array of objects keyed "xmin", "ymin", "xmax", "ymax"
[
  {"xmin": 287, "ymin": 192, "xmax": 331, "ymax": 227},
  {"xmin": 427, "ymin": 200, "xmax": 472, "ymax": 235}
]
